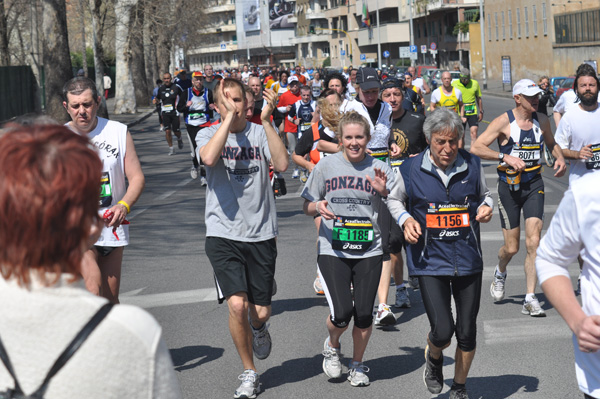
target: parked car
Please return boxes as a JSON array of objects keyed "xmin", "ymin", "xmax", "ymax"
[
  {"xmin": 550, "ymin": 76, "xmax": 567, "ymax": 98},
  {"xmin": 416, "ymin": 65, "xmax": 437, "ymax": 77},
  {"xmin": 555, "ymin": 76, "xmax": 575, "ymax": 100}
]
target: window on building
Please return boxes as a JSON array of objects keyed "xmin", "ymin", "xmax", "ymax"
[
  {"xmin": 542, "ymin": 3, "xmax": 548, "ymax": 35},
  {"xmin": 533, "ymin": 5, "xmax": 538, "ymax": 36},
  {"xmin": 509, "ymin": 9, "xmax": 513, "ymax": 39},
  {"xmin": 517, "ymin": 8, "xmax": 521, "ymax": 38},
  {"xmin": 524, "ymin": 6, "xmax": 529, "ymax": 37},
  {"xmin": 502, "ymin": 11, "xmax": 505, "ymax": 40},
  {"xmin": 487, "ymin": 14, "xmax": 491, "ymax": 41},
  {"xmin": 555, "ymin": 9, "xmax": 600, "ymax": 44},
  {"xmin": 495, "ymin": 12, "xmax": 498, "ymax": 41},
  {"xmin": 424, "ymin": 21, "xmax": 428, "ymax": 37}
]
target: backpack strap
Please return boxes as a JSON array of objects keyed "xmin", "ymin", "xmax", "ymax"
[{"xmin": 0, "ymin": 303, "xmax": 114, "ymax": 398}]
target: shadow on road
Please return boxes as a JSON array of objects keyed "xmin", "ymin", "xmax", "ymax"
[
  {"xmin": 431, "ymin": 374, "xmax": 539, "ymax": 399},
  {"xmin": 170, "ymin": 345, "xmax": 224, "ymax": 372},
  {"xmin": 271, "ymin": 297, "xmax": 328, "ymax": 316}
]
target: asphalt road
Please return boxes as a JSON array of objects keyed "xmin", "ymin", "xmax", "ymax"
[{"xmin": 119, "ymin": 95, "xmax": 581, "ymax": 399}]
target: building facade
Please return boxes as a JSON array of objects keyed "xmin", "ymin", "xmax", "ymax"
[{"xmin": 482, "ymin": 0, "xmax": 600, "ymax": 84}]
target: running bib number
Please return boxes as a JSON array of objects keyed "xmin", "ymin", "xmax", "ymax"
[
  {"xmin": 332, "ymin": 216, "xmax": 374, "ymax": 253},
  {"xmin": 464, "ymin": 102, "xmax": 476, "ymax": 115},
  {"xmin": 426, "ymin": 213, "xmax": 470, "ymax": 229},
  {"xmin": 586, "ymin": 144, "xmax": 600, "ymax": 169},
  {"xmin": 161, "ymin": 104, "xmax": 174, "ymax": 112},
  {"xmin": 370, "ymin": 147, "xmax": 389, "ymax": 162},
  {"xmin": 426, "ymin": 203, "xmax": 470, "ymax": 241},
  {"xmin": 512, "ymin": 144, "xmax": 541, "ymax": 169},
  {"xmin": 390, "ymin": 159, "xmax": 405, "ymax": 176},
  {"xmin": 189, "ymin": 112, "xmax": 208, "ymax": 124},
  {"xmin": 100, "ymin": 172, "xmax": 112, "ymax": 208}
]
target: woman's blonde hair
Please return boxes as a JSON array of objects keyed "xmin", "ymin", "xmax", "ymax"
[
  {"xmin": 337, "ymin": 111, "xmax": 371, "ymax": 144},
  {"xmin": 317, "ymin": 90, "xmax": 342, "ymax": 131}
]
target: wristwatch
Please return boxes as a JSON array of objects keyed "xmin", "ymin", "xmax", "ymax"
[{"xmin": 498, "ymin": 152, "xmax": 505, "ymax": 161}]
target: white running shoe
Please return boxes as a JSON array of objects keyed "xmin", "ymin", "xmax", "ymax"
[
  {"xmin": 374, "ymin": 304, "xmax": 396, "ymax": 326},
  {"xmin": 190, "ymin": 167, "xmax": 198, "ymax": 179},
  {"xmin": 234, "ymin": 369, "xmax": 260, "ymax": 399},
  {"xmin": 522, "ymin": 295, "xmax": 546, "ymax": 317},
  {"xmin": 395, "ymin": 286, "xmax": 411, "ymax": 308},
  {"xmin": 347, "ymin": 361, "xmax": 370, "ymax": 386},
  {"xmin": 322, "ymin": 337, "xmax": 342, "ymax": 378},
  {"xmin": 292, "ymin": 169, "xmax": 300, "ymax": 179},
  {"xmin": 200, "ymin": 176, "xmax": 207, "ymax": 187},
  {"xmin": 490, "ymin": 272, "xmax": 506, "ymax": 302},
  {"xmin": 168, "ymin": 147, "xmax": 174, "ymax": 156},
  {"xmin": 313, "ymin": 276, "xmax": 324, "ymax": 295}
]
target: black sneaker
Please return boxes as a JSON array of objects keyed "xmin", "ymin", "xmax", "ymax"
[
  {"xmin": 423, "ymin": 345, "xmax": 443, "ymax": 394},
  {"xmin": 450, "ymin": 386, "xmax": 469, "ymax": 399}
]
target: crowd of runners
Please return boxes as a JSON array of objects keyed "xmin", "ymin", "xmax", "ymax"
[{"xmin": 1, "ymin": 61, "xmax": 599, "ymax": 399}]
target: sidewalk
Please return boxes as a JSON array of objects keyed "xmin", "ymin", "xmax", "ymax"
[
  {"xmin": 105, "ymin": 97, "xmax": 155, "ymax": 128},
  {"xmin": 481, "ymin": 78, "xmax": 514, "ymax": 99}
]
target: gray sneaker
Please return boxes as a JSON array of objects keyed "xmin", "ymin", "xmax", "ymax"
[
  {"xmin": 522, "ymin": 295, "xmax": 546, "ymax": 317},
  {"xmin": 423, "ymin": 345, "xmax": 443, "ymax": 393},
  {"xmin": 450, "ymin": 386, "xmax": 470, "ymax": 399},
  {"xmin": 409, "ymin": 276, "xmax": 420, "ymax": 290},
  {"xmin": 490, "ymin": 272, "xmax": 506, "ymax": 302},
  {"xmin": 395, "ymin": 286, "xmax": 411, "ymax": 308},
  {"xmin": 347, "ymin": 361, "xmax": 370, "ymax": 386},
  {"xmin": 234, "ymin": 369, "xmax": 260, "ymax": 399},
  {"xmin": 322, "ymin": 337, "xmax": 342, "ymax": 378},
  {"xmin": 177, "ymin": 138, "xmax": 184, "ymax": 149},
  {"xmin": 251, "ymin": 322, "xmax": 272, "ymax": 359}
]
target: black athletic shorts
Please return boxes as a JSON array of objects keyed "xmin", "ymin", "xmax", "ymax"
[
  {"xmin": 387, "ymin": 218, "xmax": 405, "ymax": 254},
  {"xmin": 378, "ymin": 203, "xmax": 392, "ymax": 261},
  {"xmin": 162, "ymin": 113, "xmax": 180, "ymax": 132},
  {"xmin": 94, "ymin": 245, "xmax": 118, "ymax": 257},
  {"xmin": 206, "ymin": 236, "xmax": 277, "ymax": 306},
  {"xmin": 497, "ymin": 176, "xmax": 545, "ymax": 230},
  {"xmin": 462, "ymin": 114, "xmax": 479, "ymax": 128}
]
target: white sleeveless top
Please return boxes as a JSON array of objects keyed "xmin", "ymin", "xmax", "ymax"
[{"xmin": 68, "ymin": 118, "xmax": 129, "ymax": 246}]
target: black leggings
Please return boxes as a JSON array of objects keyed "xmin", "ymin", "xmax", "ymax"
[
  {"xmin": 185, "ymin": 124, "xmax": 205, "ymax": 172},
  {"xmin": 318, "ymin": 254, "xmax": 382, "ymax": 329},
  {"xmin": 419, "ymin": 272, "xmax": 482, "ymax": 352}
]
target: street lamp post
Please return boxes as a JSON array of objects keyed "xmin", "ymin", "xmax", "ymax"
[{"xmin": 480, "ymin": 0, "xmax": 487, "ymax": 89}]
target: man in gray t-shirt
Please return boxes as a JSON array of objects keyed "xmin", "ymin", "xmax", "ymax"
[{"xmin": 196, "ymin": 78, "xmax": 288, "ymax": 398}]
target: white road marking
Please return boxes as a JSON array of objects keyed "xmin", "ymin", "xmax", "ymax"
[
  {"xmin": 120, "ymin": 288, "xmax": 217, "ymax": 309},
  {"xmin": 483, "ymin": 317, "xmax": 572, "ymax": 345}
]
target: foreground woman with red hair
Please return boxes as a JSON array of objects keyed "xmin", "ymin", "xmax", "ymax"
[{"xmin": 0, "ymin": 125, "xmax": 181, "ymax": 398}]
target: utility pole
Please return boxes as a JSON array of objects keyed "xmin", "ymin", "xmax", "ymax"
[{"xmin": 479, "ymin": 0, "xmax": 487, "ymax": 89}]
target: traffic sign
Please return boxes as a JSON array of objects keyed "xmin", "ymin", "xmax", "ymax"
[
  {"xmin": 399, "ymin": 46, "xmax": 410, "ymax": 58},
  {"xmin": 420, "ymin": 45, "xmax": 427, "ymax": 53},
  {"xmin": 341, "ymin": 49, "xmax": 345, "ymax": 56},
  {"xmin": 360, "ymin": 54, "xmax": 366, "ymax": 61},
  {"xmin": 383, "ymin": 50, "xmax": 390, "ymax": 58},
  {"xmin": 430, "ymin": 42, "xmax": 437, "ymax": 50},
  {"xmin": 410, "ymin": 45, "xmax": 417, "ymax": 53},
  {"xmin": 220, "ymin": 43, "xmax": 226, "ymax": 50}
]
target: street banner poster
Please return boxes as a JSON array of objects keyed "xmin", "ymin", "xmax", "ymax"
[
  {"xmin": 502, "ymin": 56, "xmax": 511, "ymax": 85},
  {"xmin": 269, "ymin": 0, "xmax": 295, "ymax": 29},
  {"xmin": 243, "ymin": 0, "xmax": 261, "ymax": 32}
]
